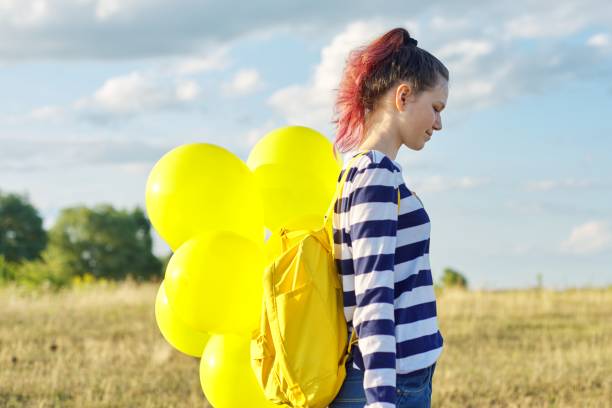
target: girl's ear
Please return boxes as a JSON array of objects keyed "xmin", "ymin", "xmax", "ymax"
[{"xmin": 395, "ymin": 82, "xmax": 412, "ymax": 112}]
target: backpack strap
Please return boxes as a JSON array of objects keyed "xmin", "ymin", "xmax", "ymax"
[
  {"xmin": 322, "ymin": 151, "xmax": 367, "ymax": 228},
  {"xmin": 347, "ymin": 326, "xmax": 358, "ymax": 354}
]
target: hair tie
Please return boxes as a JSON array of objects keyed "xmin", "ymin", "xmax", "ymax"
[{"xmin": 405, "ymin": 37, "xmax": 418, "ymax": 47}]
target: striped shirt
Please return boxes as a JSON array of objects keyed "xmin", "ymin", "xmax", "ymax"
[{"xmin": 332, "ymin": 149, "xmax": 444, "ymax": 408}]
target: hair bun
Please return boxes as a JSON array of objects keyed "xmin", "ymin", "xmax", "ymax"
[
  {"xmin": 399, "ymin": 29, "xmax": 418, "ymax": 47},
  {"xmin": 405, "ymin": 37, "xmax": 418, "ymax": 47}
]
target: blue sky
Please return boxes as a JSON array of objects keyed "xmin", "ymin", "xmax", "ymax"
[{"xmin": 1, "ymin": 1, "xmax": 611, "ymax": 289}]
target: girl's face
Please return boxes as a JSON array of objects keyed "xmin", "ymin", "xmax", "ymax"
[{"xmin": 395, "ymin": 77, "xmax": 448, "ymax": 150}]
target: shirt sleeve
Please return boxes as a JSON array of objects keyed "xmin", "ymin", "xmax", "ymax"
[{"xmin": 348, "ymin": 159, "xmax": 398, "ymax": 408}]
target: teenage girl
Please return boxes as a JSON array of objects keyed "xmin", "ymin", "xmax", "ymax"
[{"xmin": 329, "ymin": 27, "xmax": 449, "ymax": 408}]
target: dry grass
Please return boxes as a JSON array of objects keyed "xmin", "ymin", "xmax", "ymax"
[
  {"xmin": 0, "ymin": 281, "xmax": 208, "ymax": 408},
  {"xmin": 1, "ymin": 282, "xmax": 611, "ymax": 407},
  {"xmin": 434, "ymin": 287, "xmax": 612, "ymax": 407}
]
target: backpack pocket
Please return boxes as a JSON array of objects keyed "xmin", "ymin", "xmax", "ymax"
[{"xmin": 251, "ymin": 332, "xmax": 274, "ymax": 382}]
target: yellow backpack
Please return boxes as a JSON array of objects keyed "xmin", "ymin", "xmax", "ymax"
[{"xmin": 249, "ymin": 150, "xmax": 400, "ymax": 407}]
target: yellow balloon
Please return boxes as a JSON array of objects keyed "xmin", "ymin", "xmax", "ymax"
[
  {"xmin": 200, "ymin": 334, "xmax": 277, "ymax": 408},
  {"xmin": 247, "ymin": 125, "xmax": 342, "ymax": 170},
  {"xmin": 246, "ymin": 126, "xmax": 342, "ymax": 232},
  {"xmin": 145, "ymin": 143, "xmax": 265, "ymax": 251},
  {"xmin": 164, "ymin": 230, "xmax": 265, "ymax": 335},
  {"xmin": 155, "ymin": 280, "xmax": 211, "ymax": 357}
]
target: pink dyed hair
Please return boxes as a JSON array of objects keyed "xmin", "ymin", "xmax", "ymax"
[{"xmin": 331, "ymin": 27, "xmax": 449, "ymax": 156}]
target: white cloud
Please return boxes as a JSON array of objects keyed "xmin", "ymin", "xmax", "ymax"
[
  {"xmin": 82, "ymin": 72, "xmax": 161, "ymax": 112},
  {"xmin": 1, "ymin": 0, "xmax": 611, "ymax": 63},
  {"xmin": 0, "ymin": 1, "xmax": 430, "ymax": 61},
  {"xmin": 92, "ymin": 0, "xmax": 151, "ymax": 21},
  {"xmin": 70, "ymin": 71, "xmax": 200, "ymax": 121},
  {"xmin": 23, "ymin": 43, "xmax": 232, "ymax": 124},
  {"xmin": 26, "ymin": 73, "xmax": 201, "ymax": 124},
  {"xmin": 587, "ymin": 33, "xmax": 610, "ymax": 48},
  {"xmin": 503, "ymin": 2, "xmax": 593, "ymax": 40},
  {"xmin": 95, "ymin": 0, "xmax": 122, "ymax": 20},
  {"xmin": 222, "ymin": 68, "xmax": 265, "ymax": 96},
  {"xmin": 268, "ymin": 19, "xmax": 392, "ymax": 132},
  {"xmin": 0, "ymin": 0, "xmax": 51, "ymax": 27},
  {"xmin": 435, "ymin": 39, "xmax": 494, "ymax": 65},
  {"xmin": 175, "ymin": 80, "xmax": 199, "ymax": 101},
  {"xmin": 265, "ymin": 2, "xmax": 612, "ymax": 125},
  {"xmin": 560, "ymin": 220, "xmax": 612, "ymax": 255},
  {"xmin": 13, "ymin": 2, "xmax": 612, "ymax": 130},
  {"xmin": 431, "ymin": 38, "xmax": 498, "ymax": 107},
  {"xmin": 170, "ymin": 46, "xmax": 232, "ymax": 75}
]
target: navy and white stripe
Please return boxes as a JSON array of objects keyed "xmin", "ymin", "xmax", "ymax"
[{"xmin": 333, "ymin": 150, "xmax": 444, "ymax": 408}]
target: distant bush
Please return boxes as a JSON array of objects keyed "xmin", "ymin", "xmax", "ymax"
[
  {"xmin": 440, "ymin": 267, "xmax": 469, "ymax": 289},
  {"xmin": 0, "ymin": 254, "xmax": 18, "ymax": 283},
  {"xmin": 71, "ymin": 272, "xmax": 116, "ymax": 289},
  {"xmin": 1, "ymin": 246, "xmax": 72, "ymax": 291},
  {"xmin": 1, "ymin": 249, "xmax": 127, "ymax": 292}
]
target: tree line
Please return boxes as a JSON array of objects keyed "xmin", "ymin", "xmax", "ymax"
[
  {"xmin": 0, "ymin": 189, "xmax": 469, "ymax": 290},
  {"xmin": 0, "ymin": 189, "xmax": 168, "ymax": 288}
]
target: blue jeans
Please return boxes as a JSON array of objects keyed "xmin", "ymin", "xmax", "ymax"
[{"xmin": 329, "ymin": 361, "xmax": 437, "ymax": 408}]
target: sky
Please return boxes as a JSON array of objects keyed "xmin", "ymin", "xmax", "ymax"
[{"xmin": 1, "ymin": 0, "xmax": 611, "ymax": 290}]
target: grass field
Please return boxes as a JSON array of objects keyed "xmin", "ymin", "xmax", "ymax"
[{"xmin": 1, "ymin": 281, "xmax": 611, "ymax": 407}]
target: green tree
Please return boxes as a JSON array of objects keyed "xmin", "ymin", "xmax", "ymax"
[
  {"xmin": 160, "ymin": 251, "xmax": 172, "ymax": 279},
  {"xmin": 48, "ymin": 204, "xmax": 162, "ymax": 281},
  {"xmin": 440, "ymin": 267, "xmax": 469, "ymax": 289},
  {"xmin": 0, "ymin": 190, "xmax": 48, "ymax": 263}
]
